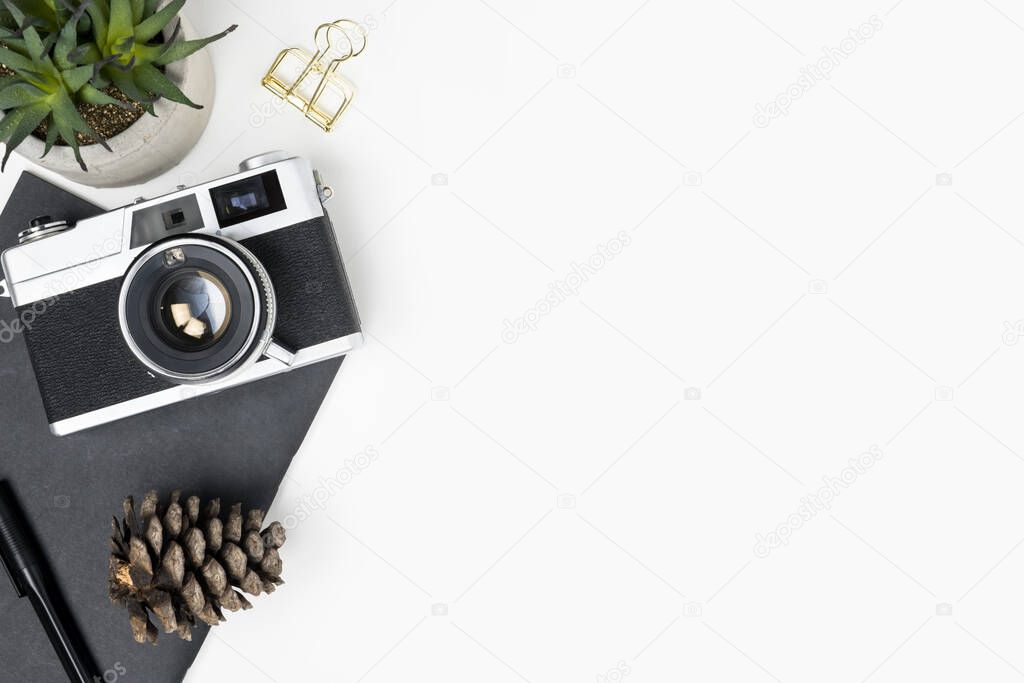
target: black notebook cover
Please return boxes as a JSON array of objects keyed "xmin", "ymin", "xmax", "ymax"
[{"xmin": 0, "ymin": 173, "xmax": 342, "ymax": 682}]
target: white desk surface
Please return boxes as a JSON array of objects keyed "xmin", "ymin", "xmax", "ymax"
[{"xmin": 4, "ymin": 1, "xmax": 1024, "ymax": 681}]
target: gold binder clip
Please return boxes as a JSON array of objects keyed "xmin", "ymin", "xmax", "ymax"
[{"xmin": 262, "ymin": 19, "xmax": 368, "ymax": 132}]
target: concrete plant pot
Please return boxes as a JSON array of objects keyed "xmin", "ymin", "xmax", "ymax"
[{"xmin": 15, "ymin": 13, "xmax": 214, "ymax": 188}]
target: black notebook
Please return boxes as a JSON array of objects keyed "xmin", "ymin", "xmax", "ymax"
[{"xmin": 0, "ymin": 173, "xmax": 342, "ymax": 682}]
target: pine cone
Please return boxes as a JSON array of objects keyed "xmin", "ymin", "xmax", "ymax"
[{"xmin": 108, "ymin": 490, "xmax": 287, "ymax": 644}]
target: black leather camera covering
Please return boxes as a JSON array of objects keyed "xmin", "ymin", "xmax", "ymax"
[
  {"xmin": 17, "ymin": 215, "xmax": 361, "ymax": 425},
  {"xmin": 243, "ymin": 216, "xmax": 361, "ymax": 349}
]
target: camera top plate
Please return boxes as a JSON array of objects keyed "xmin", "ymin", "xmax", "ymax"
[{"xmin": 0, "ymin": 154, "xmax": 329, "ymax": 308}]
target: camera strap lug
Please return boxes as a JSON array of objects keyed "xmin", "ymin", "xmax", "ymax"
[{"xmin": 314, "ymin": 170, "xmax": 334, "ymax": 204}]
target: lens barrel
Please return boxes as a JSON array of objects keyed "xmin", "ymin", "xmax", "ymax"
[{"xmin": 118, "ymin": 236, "xmax": 276, "ymax": 384}]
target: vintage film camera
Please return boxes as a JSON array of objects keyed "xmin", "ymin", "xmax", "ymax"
[{"xmin": 0, "ymin": 152, "xmax": 362, "ymax": 435}]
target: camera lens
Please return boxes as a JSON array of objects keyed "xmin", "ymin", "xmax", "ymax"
[
  {"xmin": 155, "ymin": 271, "xmax": 233, "ymax": 350},
  {"xmin": 119, "ymin": 236, "xmax": 276, "ymax": 384}
]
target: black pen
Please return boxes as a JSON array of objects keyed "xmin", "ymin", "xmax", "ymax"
[{"xmin": 0, "ymin": 480, "xmax": 98, "ymax": 683}]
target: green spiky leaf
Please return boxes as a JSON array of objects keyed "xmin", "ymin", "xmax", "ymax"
[
  {"xmin": 61, "ymin": 63, "xmax": 92, "ymax": 91},
  {"xmin": 53, "ymin": 0, "xmax": 92, "ymax": 70},
  {"xmin": 0, "ymin": 108, "xmax": 24, "ymax": 140},
  {"xmin": 2, "ymin": 101, "xmax": 48, "ymax": 169},
  {"xmin": 131, "ymin": 61, "xmax": 196, "ymax": 107},
  {"xmin": 132, "ymin": 0, "xmax": 179, "ymax": 43},
  {"xmin": 54, "ymin": 22, "xmax": 78, "ymax": 69},
  {"xmin": 85, "ymin": 0, "xmax": 108, "ymax": 45},
  {"xmin": 50, "ymin": 111, "xmax": 83, "ymax": 169},
  {"xmin": 68, "ymin": 42, "xmax": 101, "ymax": 65},
  {"xmin": 106, "ymin": 66, "xmax": 150, "ymax": 104},
  {"xmin": 42, "ymin": 114, "xmax": 58, "ymax": 154},
  {"xmin": 0, "ymin": 21, "xmax": 27, "ymax": 48},
  {"xmin": 79, "ymin": 81, "xmax": 129, "ymax": 108},
  {"xmin": 21, "ymin": 24, "xmax": 45, "ymax": 58},
  {"xmin": 3, "ymin": 0, "xmax": 62, "ymax": 32},
  {"xmin": 1, "ymin": 0, "xmax": 26, "ymax": 27},
  {"xmin": 0, "ymin": 45, "xmax": 40, "ymax": 73},
  {"xmin": 105, "ymin": 0, "xmax": 131, "ymax": 50},
  {"xmin": 0, "ymin": 81, "xmax": 45, "ymax": 108},
  {"xmin": 155, "ymin": 24, "xmax": 236, "ymax": 66}
]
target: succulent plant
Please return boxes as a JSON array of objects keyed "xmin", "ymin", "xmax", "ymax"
[
  {"xmin": 81, "ymin": 0, "xmax": 236, "ymax": 112},
  {"xmin": 0, "ymin": 0, "xmax": 234, "ymax": 170},
  {"xmin": 0, "ymin": 3, "xmax": 108, "ymax": 169}
]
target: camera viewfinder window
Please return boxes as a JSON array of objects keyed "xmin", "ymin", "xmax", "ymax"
[{"xmin": 210, "ymin": 171, "xmax": 287, "ymax": 228}]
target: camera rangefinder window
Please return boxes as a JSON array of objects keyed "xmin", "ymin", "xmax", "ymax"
[
  {"xmin": 157, "ymin": 271, "xmax": 232, "ymax": 349},
  {"xmin": 130, "ymin": 195, "xmax": 204, "ymax": 247},
  {"xmin": 210, "ymin": 170, "xmax": 287, "ymax": 228}
]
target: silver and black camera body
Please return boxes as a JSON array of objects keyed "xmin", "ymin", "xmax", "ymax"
[{"xmin": 0, "ymin": 152, "xmax": 362, "ymax": 436}]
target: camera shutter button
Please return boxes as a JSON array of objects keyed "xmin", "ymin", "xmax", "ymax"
[{"xmin": 239, "ymin": 151, "xmax": 291, "ymax": 172}]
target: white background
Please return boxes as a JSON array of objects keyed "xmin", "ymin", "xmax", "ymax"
[{"xmin": 5, "ymin": 0, "xmax": 1024, "ymax": 681}]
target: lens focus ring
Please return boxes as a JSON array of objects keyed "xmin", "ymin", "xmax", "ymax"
[{"xmin": 230, "ymin": 241, "xmax": 276, "ymax": 360}]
